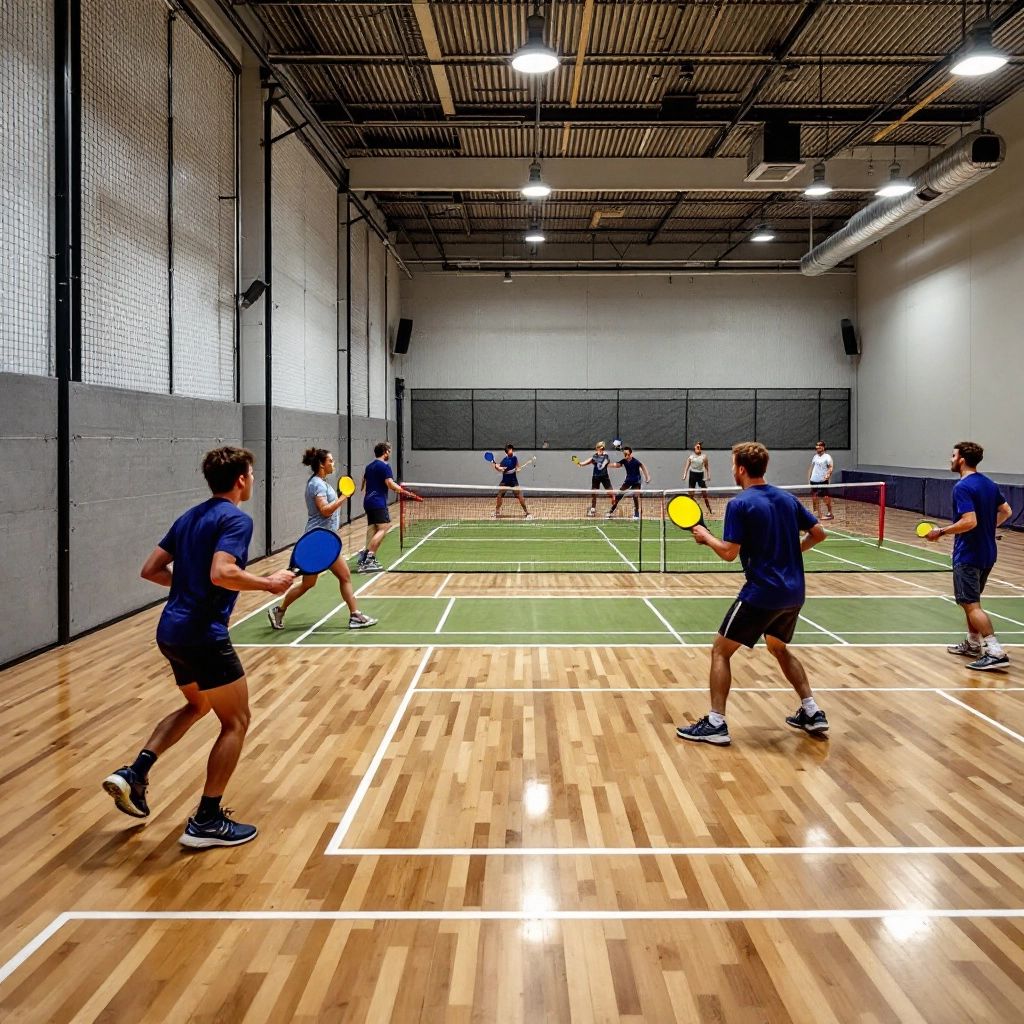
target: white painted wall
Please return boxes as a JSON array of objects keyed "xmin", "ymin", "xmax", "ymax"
[
  {"xmin": 857, "ymin": 89, "xmax": 1024, "ymax": 477},
  {"xmin": 397, "ymin": 272, "xmax": 856, "ymax": 485}
]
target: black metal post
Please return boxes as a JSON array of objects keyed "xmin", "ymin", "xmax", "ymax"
[
  {"xmin": 167, "ymin": 11, "xmax": 175, "ymax": 393},
  {"xmin": 54, "ymin": 0, "xmax": 81, "ymax": 644},
  {"xmin": 345, "ymin": 192, "xmax": 353, "ymax": 522},
  {"xmin": 263, "ymin": 91, "xmax": 273, "ymax": 553}
]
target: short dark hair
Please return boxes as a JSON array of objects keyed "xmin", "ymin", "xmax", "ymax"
[
  {"xmin": 504, "ymin": 443, "xmax": 514, "ymax": 452},
  {"xmin": 732, "ymin": 441, "xmax": 769, "ymax": 478},
  {"xmin": 202, "ymin": 446, "xmax": 254, "ymax": 493},
  {"xmin": 815, "ymin": 440, "xmax": 826, "ymax": 448},
  {"xmin": 374, "ymin": 441, "xmax": 392, "ymax": 458},
  {"xmin": 955, "ymin": 441, "xmax": 984, "ymax": 467},
  {"xmin": 302, "ymin": 447, "xmax": 331, "ymax": 473},
  {"xmin": 623, "ymin": 446, "xmax": 633, "ymax": 455}
]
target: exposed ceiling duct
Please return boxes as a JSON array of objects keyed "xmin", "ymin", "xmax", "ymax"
[{"xmin": 801, "ymin": 131, "xmax": 1005, "ymax": 276}]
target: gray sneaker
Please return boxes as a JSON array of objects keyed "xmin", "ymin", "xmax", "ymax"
[
  {"xmin": 349, "ymin": 612, "xmax": 378, "ymax": 629},
  {"xmin": 967, "ymin": 653, "xmax": 1010, "ymax": 672},
  {"xmin": 267, "ymin": 605, "xmax": 285, "ymax": 630},
  {"xmin": 947, "ymin": 638, "xmax": 984, "ymax": 657},
  {"xmin": 361, "ymin": 557, "xmax": 385, "ymax": 573}
]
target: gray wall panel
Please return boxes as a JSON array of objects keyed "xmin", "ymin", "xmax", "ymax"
[
  {"xmin": 69, "ymin": 385, "xmax": 243, "ymax": 634},
  {"xmin": 0, "ymin": 373, "xmax": 58, "ymax": 664}
]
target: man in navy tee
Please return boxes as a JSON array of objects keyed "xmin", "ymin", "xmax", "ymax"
[
  {"xmin": 102, "ymin": 447, "xmax": 293, "ymax": 848},
  {"xmin": 925, "ymin": 441, "xmax": 1012, "ymax": 670},
  {"xmin": 677, "ymin": 441, "xmax": 829, "ymax": 747},
  {"xmin": 358, "ymin": 440, "xmax": 415, "ymax": 572},
  {"xmin": 491, "ymin": 443, "xmax": 533, "ymax": 519},
  {"xmin": 607, "ymin": 446, "xmax": 651, "ymax": 520}
]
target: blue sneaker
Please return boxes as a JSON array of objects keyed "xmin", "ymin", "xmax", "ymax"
[
  {"xmin": 785, "ymin": 707, "xmax": 830, "ymax": 733},
  {"xmin": 102, "ymin": 766, "xmax": 150, "ymax": 818},
  {"xmin": 967, "ymin": 653, "xmax": 1010, "ymax": 672},
  {"xmin": 179, "ymin": 810, "xmax": 258, "ymax": 849},
  {"xmin": 676, "ymin": 715, "xmax": 730, "ymax": 746}
]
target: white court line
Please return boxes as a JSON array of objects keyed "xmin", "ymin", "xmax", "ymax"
[
  {"xmin": 642, "ymin": 598, "xmax": 687, "ymax": 645},
  {"xmin": 938, "ymin": 595, "xmax": 1024, "ymax": 631},
  {"xmin": 3, "ymin": 908, "xmax": 1022, "ymax": 985},
  {"xmin": 235, "ymin": 641, "xmax": 1022, "ymax": 650},
  {"xmin": 291, "ymin": 526, "xmax": 442, "ymax": 645},
  {"xmin": 596, "ymin": 525, "xmax": 638, "ymax": 571},
  {"xmin": 416, "ymin": 686, "xmax": 1024, "ymax": 693},
  {"xmin": 316, "ymin": 629, "xmax": 676, "ymax": 636},
  {"xmin": 798, "ymin": 612, "xmax": 848, "ymax": 644},
  {"xmin": 434, "ymin": 598, "xmax": 456, "ymax": 634},
  {"xmin": 318, "ymin": 594, "xmax": 1011, "ymax": 601},
  {"xmin": 433, "ymin": 572, "xmax": 453, "ymax": 598},
  {"xmin": 829, "ymin": 527, "xmax": 951, "ymax": 569},
  {"xmin": 323, "ymin": 646, "xmax": 435, "ymax": 854},
  {"xmin": 936, "ymin": 690, "xmax": 1024, "ymax": 746},
  {"xmin": 810, "ymin": 546, "xmax": 876, "ymax": 572},
  {"xmin": 328, "ymin": 844, "xmax": 1024, "ymax": 858}
]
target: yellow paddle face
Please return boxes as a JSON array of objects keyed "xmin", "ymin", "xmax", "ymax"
[
  {"xmin": 338, "ymin": 475, "xmax": 356, "ymax": 497},
  {"xmin": 571, "ymin": 455, "xmax": 580, "ymax": 465},
  {"xmin": 915, "ymin": 521, "xmax": 936, "ymax": 538},
  {"xmin": 667, "ymin": 494, "xmax": 703, "ymax": 530}
]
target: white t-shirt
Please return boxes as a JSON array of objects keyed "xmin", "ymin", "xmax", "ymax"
[{"xmin": 810, "ymin": 453, "xmax": 833, "ymax": 484}]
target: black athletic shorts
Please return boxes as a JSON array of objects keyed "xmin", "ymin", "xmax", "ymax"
[
  {"xmin": 718, "ymin": 599, "xmax": 801, "ymax": 649},
  {"xmin": 953, "ymin": 563, "xmax": 992, "ymax": 605},
  {"xmin": 688, "ymin": 473, "xmax": 707, "ymax": 489},
  {"xmin": 158, "ymin": 638, "xmax": 245, "ymax": 691},
  {"xmin": 810, "ymin": 484, "xmax": 829, "ymax": 497},
  {"xmin": 366, "ymin": 506, "xmax": 391, "ymax": 526},
  {"xmin": 591, "ymin": 473, "xmax": 612, "ymax": 490}
]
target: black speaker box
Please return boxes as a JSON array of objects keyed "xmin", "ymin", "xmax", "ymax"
[
  {"xmin": 394, "ymin": 318, "xmax": 413, "ymax": 355},
  {"xmin": 840, "ymin": 318, "xmax": 860, "ymax": 356}
]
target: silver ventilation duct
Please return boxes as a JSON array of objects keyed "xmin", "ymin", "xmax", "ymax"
[{"xmin": 801, "ymin": 131, "xmax": 1005, "ymax": 276}]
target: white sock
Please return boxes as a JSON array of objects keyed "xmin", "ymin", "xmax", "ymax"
[
  {"xmin": 984, "ymin": 635, "xmax": 1004, "ymax": 657},
  {"xmin": 968, "ymin": 632, "xmax": 984, "ymax": 647},
  {"xmin": 708, "ymin": 711, "xmax": 726, "ymax": 727},
  {"xmin": 801, "ymin": 697, "xmax": 820, "ymax": 716}
]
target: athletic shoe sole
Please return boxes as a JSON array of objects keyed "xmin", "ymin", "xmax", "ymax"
[
  {"xmin": 102, "ymin": 774, "xmax": 148, "ymax": 818},
  {"xmin": 675, "ymin": 729, "xmax": 731, "ymax": 746},
  {"xmin": 348, "ymin": 618, "xmax": 378, "ymax": 630},
  {"xmin": 179, "ymin": 826, "xmax": 259, "ymax": 850},
  {"xmin": 967, "ymin": 658, "xmax": 1010, "ymax": 672},
  {"xmin": 786, "ymin": 719, "xmax": 829, "ymax": 734}
]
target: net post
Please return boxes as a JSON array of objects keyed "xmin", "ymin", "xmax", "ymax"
[
  {"xmin": 878, "ymin": 482, "xmax": 886, "ymax": 546},
  {"xmin": 660, "ymin": 490, "xmax": 666, "ymax": 572},
  {"xmin": 399, "ymin": 490, "xmax": 405, "ymax": 549}
]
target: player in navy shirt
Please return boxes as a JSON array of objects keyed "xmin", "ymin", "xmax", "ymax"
[
  {"xmin": 607, "ymin": 446, "xmax": 651, "ymax": 519},
  {"xmin": 102, "ymin": 447, "xmax": 294, "ymax": 848},
  {"xmin": 676, "ymin": 442, "xmax": 829, "ymax": 747},
  {"xmin": 357, "ymin": 440, "xmax": 417, "ymax": 572},
  {"xmin": 491, "ymin": 443, "xmax": 533, "ymax": 519},
  {"xmin": 925, "ymin": 441, "xmax": 1012, "ymax": 670},
  {"xmin": 577, "ymin": 441, "xmax": 615, "ymax": 516}
]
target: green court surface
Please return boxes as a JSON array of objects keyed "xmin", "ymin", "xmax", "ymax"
[
  {"xmin": 233, "ymin": 586, "xmax": 1024, "ymax": 648},
  {"xmin": 394, "ymin": 519, "xmax": 952, "ymax": 573}
]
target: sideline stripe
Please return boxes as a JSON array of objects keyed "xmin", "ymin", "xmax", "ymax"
[{"xmin": 937, "ymin": 690, "xmax": 1024, "ymax": 745}]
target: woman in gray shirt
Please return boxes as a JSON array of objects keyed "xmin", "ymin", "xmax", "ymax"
[{"xmin": 267, "ymin": 447, "xmax": 376, "ymax": 631}]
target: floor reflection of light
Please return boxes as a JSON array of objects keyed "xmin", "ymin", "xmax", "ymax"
[
  {"xmin": 521, "ymin": 890, "xmax": 554, "ymax": 944},
  {"xmin": 804, "ymin": 827, "xmax": 831, "ymax": 846},
  {"xmin": 883, "ymin": 912, "xmax": 932, "ymax": 942},
  {"xmin": 524, "ymin": 781, "xmax": 550, "ymax": 818}
]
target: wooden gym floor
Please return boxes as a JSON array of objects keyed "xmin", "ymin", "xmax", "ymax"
[{"xmin": 1, "ymin": 508, "xmax": 1022, "ymax": 1021}]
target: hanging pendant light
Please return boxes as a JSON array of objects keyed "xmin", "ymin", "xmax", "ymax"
[
  {"xmin": 521, "ymin": 160, "xmax": 552, "ymax": 199},
  {"xmin": 511, "ymin": 12, "xmax": 559, "ymax": 74},
  {"xmin": 875, "ymin": 161, "xmax": 914, "ymax": 198},
  {"xmin": 804, "ymin": 162, "xmax": 833, "ymax": 198},
  {"xmin": 524, "ymin": 222, "xmax": 546, "ymax": 244}
]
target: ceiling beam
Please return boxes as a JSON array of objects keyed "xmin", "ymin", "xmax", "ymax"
[
  {"xmin": 268, "ymin": 51, "xmax": 994, "ymax": 67},
  {"xmin": 410, "ymin": 0, "xmax": 455, "ymax": 117},
  {"xmin": 702, "ymin": 0, "xmax": 829, "ymax": 157},
  {"xmin": 646, "ymin": 192, "xmax": 689, "ymax": 245},
  {"xmin": 561, "ymin": 0, "xmax": 596, "ymax": 156},
  {"xmin": 317, "ymin": 103, "xmax": 977, "ymax": 128},
  {"xmin": 349, "ymin": 155, "xmax": 934, "ymax": 193}
]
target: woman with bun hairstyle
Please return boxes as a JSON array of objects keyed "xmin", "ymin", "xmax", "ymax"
[{"xmin": 267, "ymin": 448, "xmax": 377, "ymax": 631}]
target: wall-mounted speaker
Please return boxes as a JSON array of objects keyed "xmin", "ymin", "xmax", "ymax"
[
  {"xmin": 394, "ymin": 318, "xmax": 413, "ymax": 355},
  {"xmin": 840, "ymin": 318, "xmax": 860, "ymax": 356}
]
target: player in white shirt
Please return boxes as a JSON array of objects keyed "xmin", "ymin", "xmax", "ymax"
[
  {"xmin": 808, "ymin": 440, "xmax": 834, "ymax": 520},
  {"xmin": 683, "ymin": 442, "xmax": 712, "ymax": 514}
]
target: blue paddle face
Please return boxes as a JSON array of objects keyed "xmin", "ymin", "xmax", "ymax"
[
  {"xmin": 484, "ymin": 451, "xmax": 495, "ymax": 462},
  {"xmin": 291, "ymin": 527, "xmax": 342, "ymax": 575}
]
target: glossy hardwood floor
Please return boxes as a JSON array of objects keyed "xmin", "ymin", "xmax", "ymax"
[{"xmin": 1, "ymin": 512, "xmax": 1022, "ymax": 1022}]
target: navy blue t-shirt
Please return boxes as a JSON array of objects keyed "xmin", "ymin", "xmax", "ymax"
[
  {"xmin": 156, "ymin": 498, "xmax": 253, "ymax": 645},
  {"xmin": 499, "ymin": 454, "xmax": 519, "ymax": 486},
  {"xmin": 952, "ymin": 473, "xmax": 1004, "ymax": 568},
  {"xmin": 723, "ymin": 485, "xmax": 818, "ymax": 609},
  {"xmin": 363, "ymin": 458, "xmax": 394, "ymax": 510},
  {"xmin": 620, "ymin": 457, "xmax": 644, "ymax": 485}
]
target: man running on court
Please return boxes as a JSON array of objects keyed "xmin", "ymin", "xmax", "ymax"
[
  {"xmin": 357, "ymin": 441, "xmax": 416, "ymax": 573},
  {"xmin": 102, "ymin": 447, "xmax": 293, "ymax": 847},
  {"xmin": 676, "ymin": 441, "xmax": 830, "ymax": 747}
]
